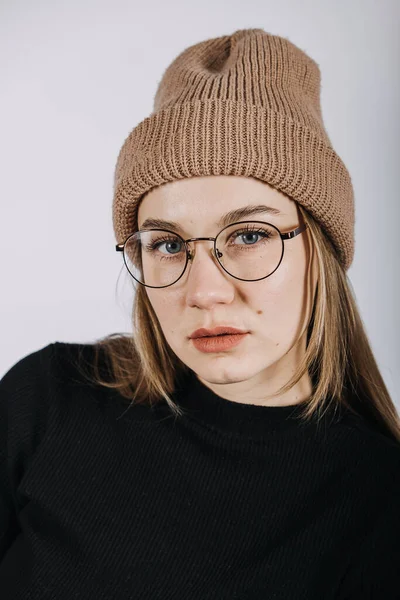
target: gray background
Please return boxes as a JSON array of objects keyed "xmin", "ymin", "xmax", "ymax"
[{"xmin": 1, "ymin": 0, "xmax": 399, "ymax": 408}]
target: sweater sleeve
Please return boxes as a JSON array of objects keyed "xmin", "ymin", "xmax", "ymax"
[
  {"xmin": 0, "ymin": 343, "xmax": 54, "ymax": 563},
  {"xmin": 340, "ymin": 454, "xmax": 400, "ymax": 599}
]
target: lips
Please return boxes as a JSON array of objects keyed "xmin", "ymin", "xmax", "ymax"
[{"xmin": 190, "ymin": 326, "xmax": 248, "ymax": 339}]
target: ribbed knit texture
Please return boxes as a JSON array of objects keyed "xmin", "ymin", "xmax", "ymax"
[
  {"xmin": 1, "ymin": 342, "xmax": 400, "ymax": 599},
  {"xmin": 113, "ymin": 28, "xmax": 355, "ymax": 270}
]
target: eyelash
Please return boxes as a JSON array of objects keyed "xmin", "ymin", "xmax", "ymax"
[{"xmin": 143, "ymin": 225, "xmax": 273, "ymax": 256}]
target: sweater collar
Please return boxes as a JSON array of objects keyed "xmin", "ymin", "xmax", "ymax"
[{"xmin": 173, "ymin": 368, "xmax": 324, "ymax": 437}]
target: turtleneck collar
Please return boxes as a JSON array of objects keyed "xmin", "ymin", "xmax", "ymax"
[{"xmin": 173, "ymin": 368, "xmax": 328, "ymax": 438}]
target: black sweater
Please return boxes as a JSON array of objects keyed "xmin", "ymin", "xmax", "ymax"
[{"xmin": 1, "ymin": 341, "xmax": 400, "ymax": 599}]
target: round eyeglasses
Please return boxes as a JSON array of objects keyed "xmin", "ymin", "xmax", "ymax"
[{"xmin": 115, "ymin": 220, "xmax": 308, "ymax": 289}]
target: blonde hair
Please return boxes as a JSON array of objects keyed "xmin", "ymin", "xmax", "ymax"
[{"xmin": 74, "ymin": 204, "xmax": 400, "ymax": 443}]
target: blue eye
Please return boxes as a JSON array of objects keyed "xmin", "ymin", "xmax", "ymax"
[{"xmin": 145, "ymin": 235, "xmax": 184, "ymax": 256}]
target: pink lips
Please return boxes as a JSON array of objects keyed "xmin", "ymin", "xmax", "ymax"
[
  {"xmin": 191, "ymin": 332, "xmax": 248, "ymax": 353},
  {"xmin": 190, "ymin": 326, "xmax": 248, "ymax": 339}
]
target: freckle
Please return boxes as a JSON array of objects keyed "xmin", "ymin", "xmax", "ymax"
[{"xmin": 257, "ymin": 309, "xmax": 263, "ymax": 315}]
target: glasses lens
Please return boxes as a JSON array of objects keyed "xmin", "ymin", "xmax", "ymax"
[
  {"xmin": 123, "ymin": 230, "xmax": 187, "ymax": 287},
  {"xmin": 123, "ymin": 222, "xmax": 283, "ymax": 287},
  {"xmin": 215, "ymin": 222, "xmax": 283, "ymax": 281}
]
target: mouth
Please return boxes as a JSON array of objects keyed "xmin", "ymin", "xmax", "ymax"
[
  {"xmin": 190, "ymin": 331, "xmax": 249, "ymax": 353},
  {"xmin": 190, "ymin": 326, "xmax": 249, "ymax": 339}
]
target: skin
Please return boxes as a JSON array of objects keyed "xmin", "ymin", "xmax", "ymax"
[{"xmin": 138, "ymin": 175, "xmax": 318, "ymax": 407}]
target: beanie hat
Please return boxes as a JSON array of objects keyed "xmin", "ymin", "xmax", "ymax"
[{"xmin": 113, "ymin": 28, "xmax": 355, "ymax": 270}]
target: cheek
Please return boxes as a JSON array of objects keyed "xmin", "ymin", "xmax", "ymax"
[
  {"xmin": 251, "ymin": 259, "xmax": 308, "ymax": 340},
  {"xmin": 145, "ymin": 290, "xmax": 182, "ymax": 331}
]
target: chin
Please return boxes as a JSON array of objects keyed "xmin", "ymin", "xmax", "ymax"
[
  {"xmin": 194, "ymin": 361, "xmax": 265, "ymax": 386},
  {"xmin": 204, "ymin": 373, "xmax": 249, "ymax": 386}
]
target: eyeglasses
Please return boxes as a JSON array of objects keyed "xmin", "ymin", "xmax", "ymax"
[{"xmin": 115, "ymin": 220, "xmax": 308, "ymax": 289}]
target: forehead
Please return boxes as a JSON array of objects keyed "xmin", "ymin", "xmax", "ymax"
[{"xmin": 137, "ymin": 175, "xmax": 297, "ymax": 227}]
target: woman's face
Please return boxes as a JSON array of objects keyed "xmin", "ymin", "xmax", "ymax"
[{"xmin": 137, "ymin": 175, "xmax": 317, "ymax": 404}]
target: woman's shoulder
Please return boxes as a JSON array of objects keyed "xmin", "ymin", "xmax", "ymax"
[
  {"xmin": 0, "ymin": 342, "xmax": 71, "ymax": 478},
  {"xmin": 0, "ymin": 342, "xmax": 57, "ymax": 401},
  {"xmin": 1, "ymin": 340, "xmax": 96, "ymax": 390},
  {"xmin": 340, "ymin": 408, "xmax": 400, "ymax": 451},
  {"xmin": 0, "ymin": 341, "xmax": 105, "ymax": 423},
  {"xmin": 0, "ymin": 340, "xmax": 119, "ymax": 459},
  {"xmin": 335, "ymin": 408, "xmax": 400, "ymax": 488}
]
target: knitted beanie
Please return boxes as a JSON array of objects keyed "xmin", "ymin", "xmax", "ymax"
[{"xmin": 113, "ymin": 28, "xmax": 355, "ymax": 270}]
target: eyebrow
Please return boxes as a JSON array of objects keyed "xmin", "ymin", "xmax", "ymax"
[{"xmin": 139, "ymin": 204, "xmax": 284, "ymax": 232}]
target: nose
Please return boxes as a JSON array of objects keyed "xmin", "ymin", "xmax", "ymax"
[{"xmin": 184, "ymin": 240, "xmax": 235, "ymax": 307}]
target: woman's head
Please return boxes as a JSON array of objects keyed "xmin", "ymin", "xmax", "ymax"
[
  {"xmin": 137, "ymin": 174, "xmax": 318, "ymax": 406},
  {"xmin": 110, "ymin": 27, "xmax": 354, "ymax": 416}
]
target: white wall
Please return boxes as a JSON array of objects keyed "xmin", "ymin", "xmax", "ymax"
[{"xmin": 1, "ymin": 0, "xmax": 399, "ymax": 406}]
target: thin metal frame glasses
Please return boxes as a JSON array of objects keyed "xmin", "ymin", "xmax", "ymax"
[{"xmin": 115, "ymin": 220, "xmax": 308, "ymax": 289}]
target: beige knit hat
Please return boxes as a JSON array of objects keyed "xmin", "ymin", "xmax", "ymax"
[{"xmin": 113, "ymin": 28, "xmax": 355, "ymax": 270}]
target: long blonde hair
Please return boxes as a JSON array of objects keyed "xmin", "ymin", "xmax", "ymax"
[{"xmin": 74, "ymin": 204, "xmax": 400, "ymax": 443}]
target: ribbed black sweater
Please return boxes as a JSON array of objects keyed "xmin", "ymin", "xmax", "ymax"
[{"xmin": 1, "ymin": 341, "xmax": 400, "ymax": 599}]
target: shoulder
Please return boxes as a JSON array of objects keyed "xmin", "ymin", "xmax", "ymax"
[
  {"xmin": 1, "ymin": 342, "xmax": 55, "ymax": 392},
  {"xmin": 0, "ymin": 342, "xmax": 57, "ymax": 426},
  {"xmin": 335, "ymin": 410, "xmax": 400, "ymax": 497},
  {"xmin": 0, "ymin": 340, "xmax": 108, "ymax": 467},
  {"xmin": 0, "ymin": 341, "xmax": 102, "ymax": 427},
  {"xmin": 0, "ymin": 342, "xmax": 60, "ymax": 482},
  {"xmin": 0, "ymin": 340, "xmax": 97, "ymax": 394},
  {"xmin": 343, "ymin": 411, "xmax": 400, "ymax": 459}
]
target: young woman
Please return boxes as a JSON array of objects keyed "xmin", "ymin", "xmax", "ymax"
[{"xmin": 1, "ymin": 28, "xmax": 399, "ymax": 599}]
